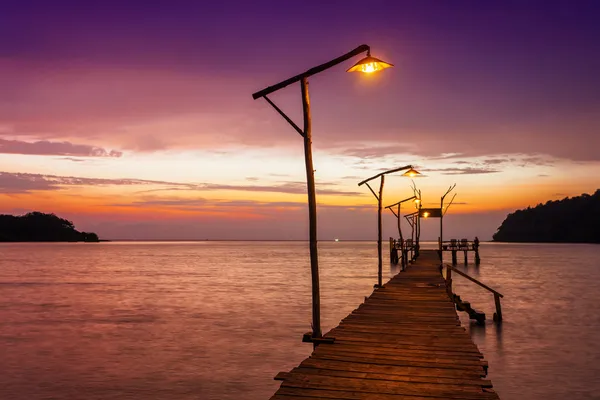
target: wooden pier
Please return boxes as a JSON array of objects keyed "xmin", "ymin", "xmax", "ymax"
[{"xmin": 270, "ymin": 250, "xmax": 498, "ymax": 399}]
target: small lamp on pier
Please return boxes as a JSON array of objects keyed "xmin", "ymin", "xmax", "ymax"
[{"xmin": 403, "ymin": 168, "xmax": 420, "ymax": 178}]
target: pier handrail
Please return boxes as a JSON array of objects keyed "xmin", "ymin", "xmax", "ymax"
[
  {"xmin": 444, "ymin": 263, "xmax": 504, "ymax": 322},
  {"xmin": 448, "ymin": 265, "xmax": 503, "ymax": 298}
]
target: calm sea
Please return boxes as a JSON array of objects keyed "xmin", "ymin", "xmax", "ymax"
[{"xmin": 1, "ymin": 241, "xmax": 599, "ymax": 399}]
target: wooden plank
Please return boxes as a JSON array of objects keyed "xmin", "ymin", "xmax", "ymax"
[
  {"xmin": 310, "ymin": 354, "xmax": 486, "ymax": 374},
  {"xmin": 274, "ymin": 387, "xmax": 467, "ymax": 400},
  {"xmin": 314, "ymin": 346, "xmax": 485, "ymax": 364},
  {"xmin": 324, "ymin": 340, "xmax": 484, "ymax": 356},
  {"xmin": 291, "ymin": 367, "xmax": 493, "ymax": 387},
  {"xmin": 326, "ymin": 331, "xmax": 479, "ymax": 348},
  {"xmin": 299, "ymin": 358, "xmax": 486, "ymax": 379},
  {"xmin": 280, "ymin": 375, "xmax": 499, "ymax": 399},
  {"xmin": 337, "ymin": 323, "xmax": 466, "ymax": 334},
  {"xmin": 314, "ymin": 342, "xmax": 483, "ymax": 359},
  {"xmin": 275, "ymin": 387, "xmax": 499, "ymax": 400},
  {"xmin": 281, "ymin": 375, "xmax": 492, "ymax": 396}
]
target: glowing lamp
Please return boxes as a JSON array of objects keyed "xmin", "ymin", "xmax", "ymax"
[
  {"xmin": 402, "ymin": 167, "xmax": 420, "ymax": 178},
  {"xmin": 423, "ymin": 212, "xmax": 430, "ymax": 218},
  {"xmin": 346, "ymin": 55, "xmax": 394, "ymax": 74}
]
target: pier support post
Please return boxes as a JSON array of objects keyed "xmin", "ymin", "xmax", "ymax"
[
  {"xmin": 493, "ymin": 293, "xmax": 503, "ymax": 322},
  {"xmin": 464, "ymin": 250, "xmax": 468, "ymax": 265},
  {"xmin": 391, "ymin": 248, "xmax": 399, "ymax": 264},
  {"xmin": 445, "ymin": 265, "xmax": 453, "ymax": 297},
  {"xmin": 451, "ymin": 250, "xmax": 457, "ymax": 265}
]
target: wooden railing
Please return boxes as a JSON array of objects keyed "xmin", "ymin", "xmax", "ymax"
[{"xmin": 445, "ymin": 264, "xmax": 504, "ymax": 322}]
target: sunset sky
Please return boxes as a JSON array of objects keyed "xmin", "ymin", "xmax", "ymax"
[{"xmin": 1, "ymin": 1, "xmax": 599, "ymax": 240}]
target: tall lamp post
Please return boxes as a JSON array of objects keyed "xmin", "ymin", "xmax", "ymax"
[
  {"xmin": 358, "ymin": 166, "xmax": 420, "ymax": 288},
  {"xmin": 440, "ymin": 184, "xmax": 457, "ymax": 252},
  {"xmin": 411, "ymin": 185, "xmax": 422, "ymax": 258},
  {"xmin": 385, "ymin": 195, "xmax": 416, "ymax": 243},
  {"xmin": 252, "ymin": 45, "xmax": 393, "ymax": 340},
  {"xmin": 385, "ymin": 195, "xmax": 416, "ymax": 269}
]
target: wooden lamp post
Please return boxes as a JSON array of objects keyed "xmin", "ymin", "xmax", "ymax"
[
  {"xmin": 252, "ymin": 45, "xmax": 393, "ymax": 341},
  {"xmin": 440, "ymin": 184, "xmax": 457, "ymax": 253},
  {"xmin": 385, "ymin": 195, "xmax": 416, "ymax": 269},
  {"xmin": 359, "ymin": 166, "xmax": 420, "ymax": 288}
]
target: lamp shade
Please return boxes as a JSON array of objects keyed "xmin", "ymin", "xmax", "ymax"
[
  {"xmin": 346, "ymin": 56, "xmax": 394, "ymax": 73},
  {"xmin": 402, "ymin": 167, "xmax": 420, "ymax": 178}
]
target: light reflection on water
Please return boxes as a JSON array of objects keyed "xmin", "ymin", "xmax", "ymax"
[{"xmin": 0, "ymin": 241, "xmax": 599, "ymax": 399}]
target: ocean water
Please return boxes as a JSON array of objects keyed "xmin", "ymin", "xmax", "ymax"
[{"xmin": 0, "ymin": 241, "xmax": 599, "ymax": 399}]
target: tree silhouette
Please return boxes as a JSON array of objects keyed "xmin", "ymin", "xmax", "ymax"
[
  {"xmin": 493, "ymin": 190, "xmax": 600, "ymax": 243},
  {"xmin": 0, "ymin": 212, "xmax": 100, "ymax": 242}
]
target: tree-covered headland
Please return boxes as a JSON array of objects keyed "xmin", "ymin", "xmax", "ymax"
[
  {"xmin": 493, "ymin": 190, "xmax": 600, "ymax": 243},
  {"xmin": 0, "ymin": 212, "xmax": 99, "ymax": 242}
]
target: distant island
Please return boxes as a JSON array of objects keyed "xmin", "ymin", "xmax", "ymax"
[
  {"xmin": 493, "ymin": 190, "xmax": 600, "ymax": 243},
  {"xmin": 0, "ymin": 212, "xmax": 99, "ymax": 242}
]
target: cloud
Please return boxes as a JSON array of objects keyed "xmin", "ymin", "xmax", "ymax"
[
  {"xmin": 201, "ymin": 181, "xmax": 362, "ymax": 196},
  {"xmin": 481, "ymin": 158, "xmax": 507, "ymax": 165},
  {"xmin": 0, "ymin": 172, "xmax": 361, "ymax": 196},
  {"xmin": 422, "ymin": 167, "xmax": 500, "ymax": 175},
  {"xmin": 0, "ymin": 172, "xmax": 57, "ymax": 193},
  {"xmin": 58, "ymin": 157, "xmax": 87, "ymax": 162},
  {"xmin": 109, "ymin": 197, "xmax": 373, "ymax": 213},
  {"xmin": 340, "ymin": 144, "xmax": 416, "ymax": 159},
  {"xmin": 0, "ymin": 138, "xmax": 122, "ymax": 157},
  {"xmin": 0, "ymin": 172, "xmax": 183, "ymax": 193}
]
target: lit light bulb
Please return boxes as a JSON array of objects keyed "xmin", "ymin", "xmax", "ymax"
[
  {"xmin": 347, "ymin": 55, "xmax": 393, "ymax": 74},
  {"xmin": 361, "ymin": 63, "xmax": 377, "ymax": 73},
  {"xmin": 423, "ymin": 212, "xmax": 430, "ymax": 218}
]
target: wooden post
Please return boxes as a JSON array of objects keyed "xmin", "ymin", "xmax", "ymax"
[
  {"xmin": 417, "ymin": 212, "xmax": 421, "ymax": 249},
  {"xmin": 390, "ymin": 238, "xmax": 399, "ymax": 264},
  {"xmin": 440, "ymin": 214, "xmax": 443, "ymax": 253},
  {"xmin": 464, "ymin": 250, "xmax": 468, "ymax": 265},
  {"xmin": 451, "ymin": 250, "xmax": 457, "ymax": 265},
  {"xmin": 494, "ymin": 293, "xmax": 503, "ymax": 322},
  {"xmin": 446, "ymin": 264, "xmax": 452, "ymax": 296},
  {"xmin": 301, "ymin": 78, "xmax": 321, "ymax": 339},
  {"xmin": 396, "ymin": 204, "xmax": 403, "ymax": 242},
  {"xmin": 376, "ymin": 175, "xmax": 385, "ymax": 287}
]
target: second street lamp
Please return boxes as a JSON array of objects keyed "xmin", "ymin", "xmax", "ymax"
[
  {"xmin": 385, "ymin": 195, "xmax": 416, "ymax": 269},
  {"xmin": 252, "ymin": 45, "xmax": 393, "ymax": 342},
  {"xmin": 358, "ymin": 166, "xmax": 420, "ymax": 288}
]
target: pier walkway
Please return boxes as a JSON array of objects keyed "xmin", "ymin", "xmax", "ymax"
[{"xmin": 270, "ymin": 250, "xmax": 498, "ymax": 399}]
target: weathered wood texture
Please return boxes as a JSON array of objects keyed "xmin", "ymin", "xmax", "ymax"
[{"xmin": 270, "ymin": 250, "xmax": 498, "ymax": 400}]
